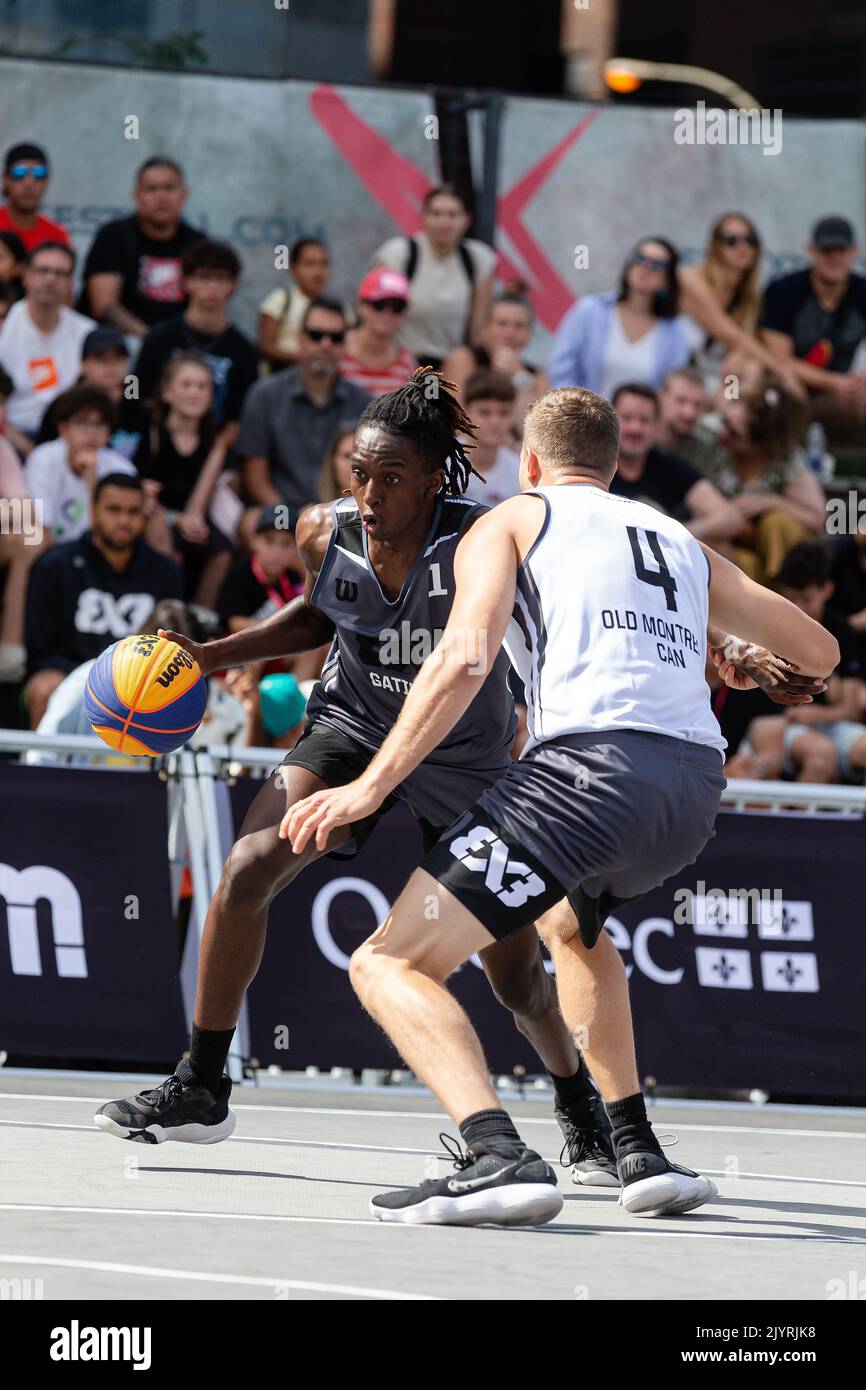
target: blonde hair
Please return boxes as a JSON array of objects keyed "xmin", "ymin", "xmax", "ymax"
[{"xmin": 702, "ymin": 213, "xmax": 763, "ymax": 334}]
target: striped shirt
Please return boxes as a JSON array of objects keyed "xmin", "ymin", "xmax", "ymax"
[{"xmin": 339, "ymin": 345, "xmax": 417, "ymax": 398}]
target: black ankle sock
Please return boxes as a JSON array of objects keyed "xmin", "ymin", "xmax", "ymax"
[
  {"xmin": 606, "ymin": 1093, "xmax": 662, "ymax": 1156},
  {"xmin": 459, "ymin": 1109, "xmax": 526, "ymax": 1160},
  {"xmin": 188, "ymin": 1024, "xmax": 235, "ymax": 1097},
  {"xmin": 550, "ymin": 1054, "xmax": 596, "ymax": 1111}
]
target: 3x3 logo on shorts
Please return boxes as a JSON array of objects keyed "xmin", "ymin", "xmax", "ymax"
[{"xmin": 448, "ymin": 824, "xmax": 547, "ymax": 909}]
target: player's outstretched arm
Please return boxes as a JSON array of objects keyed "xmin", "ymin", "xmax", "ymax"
[
  {"xmin": 160, "ymin": 504, "xmax": 336, "ymax": 677},
  {"xmin": 702, "ymin": 543, "xmax": 840, "ymax": 678}
]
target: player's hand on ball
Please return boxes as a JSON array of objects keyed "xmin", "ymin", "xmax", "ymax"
[
  {"xmin": 280, "ymin": 778, "xmax": 382, "ymax": 854},
  {"xmin": 157, "ymin": 628, "xmax": 215, "ymax": 678},
  {"xmin": 711, "ymin": 642, "xmax": 826, "ymax": 705}
]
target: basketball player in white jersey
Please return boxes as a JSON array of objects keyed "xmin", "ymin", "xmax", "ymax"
[{"xmin": 285, "ymin": 386, "xmax": 840, "ymax": 1228}]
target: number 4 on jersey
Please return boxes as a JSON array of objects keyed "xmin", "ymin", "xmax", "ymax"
[{"xmin": 627, "ymin": 526, "xmax": 678, "ymax": 612}]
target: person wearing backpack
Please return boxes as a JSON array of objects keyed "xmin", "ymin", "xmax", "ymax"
[{"xmin": 373, "ymin": 184, "xmax": 496, "ymax": 370}]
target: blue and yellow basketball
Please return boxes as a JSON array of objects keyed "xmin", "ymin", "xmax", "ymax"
[{"xmin": 84, "ymin": 633, "xmax": 207, "ymax": 757}]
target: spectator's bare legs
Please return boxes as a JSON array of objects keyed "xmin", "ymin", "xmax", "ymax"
[
  {"xmin": 194, "ymin": 550, "xmax": 233, "ymax": 611},
  {"xmin": 25, "ymin": 668, "xmax": 67, "ymax": 728},
  {"xmin": 845, "ymin": 733, "xmax": 866, "ymax": 780},
  {"xmin": 749, "ymin": 714, "xmax": 838, "ymax": 783},
  {"xmin": 535, "ymin": 900, "xmax": 640, "ymax": 1102}
]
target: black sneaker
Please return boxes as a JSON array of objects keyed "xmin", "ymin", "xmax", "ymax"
[
  {"xmin": 555, "ymin": 1096, "xmax": 619, "ymax": 1188},
  {"xmin": 93, "ymin": 1060, "xmax": 235, "ymax": 1145},
  {"xmin": 617, "ymin": 1146, "xmax": 717, "ymax": 1217},
  {"xmin": 371, "ymin": 1135, "xmax": 563, "ymax": 1227}
]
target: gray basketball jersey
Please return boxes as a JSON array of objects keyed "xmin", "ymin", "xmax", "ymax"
[{"xmin": 306, "ymin": 494, "xmax": 516, "ymax": 824}]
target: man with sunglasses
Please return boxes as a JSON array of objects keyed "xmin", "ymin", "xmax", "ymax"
[
  {"xmin": 0, "ymin": 144, "xmax": 70, "ymax": 256},
  {"xmin": 236, "ymin": 298, "xmax": 370, "ymax": 511},
  {"xmin": 340, "ymin": 268, "xmax": 417, "ymax": 397}
]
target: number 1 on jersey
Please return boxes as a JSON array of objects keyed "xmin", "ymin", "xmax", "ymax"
[{"xmin": 627, "ymin": 526, "xmax": 678, "ymax": 612}]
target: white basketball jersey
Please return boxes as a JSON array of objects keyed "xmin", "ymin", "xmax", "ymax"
[{"xmin": 504, "ymin": 485, "xmax": 726, "ymax": 756}]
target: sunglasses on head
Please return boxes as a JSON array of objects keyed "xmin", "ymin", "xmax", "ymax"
[
  {"xmin": 632, "ymin": 252, "xmax": 671, "ymax": 273},
  {"xmin": 365, "ymin": 297, "xmax": 407, "ymax": 314},
  {"xmin": 718, "ymin": 232, "xmax": 758, "ymax": 248},
  {"xmin": 305, "ymin": 328, "xmax": 346, "ymax": 344},
  {"xmin": 8, "ymin": 163, "xmax": 48, "ymax": 180}
]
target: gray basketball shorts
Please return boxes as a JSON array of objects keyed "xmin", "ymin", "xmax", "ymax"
[{"xmin": 420, "ymin": 730, "xmax": 727, "ymax": 947}]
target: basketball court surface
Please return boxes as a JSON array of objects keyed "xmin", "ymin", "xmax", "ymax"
[{"xmin": 2, "ymin": 1071, "xmax": 864, "ymax": 1301}]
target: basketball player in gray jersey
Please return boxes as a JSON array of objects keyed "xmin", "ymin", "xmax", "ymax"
[
  {"xmin": 93, "ymin": 372, "xmax": 620, "ymax": 1178},
  {"xmin": 96, "ymin": 372, "xmax": 817, "ymax": 1201}
]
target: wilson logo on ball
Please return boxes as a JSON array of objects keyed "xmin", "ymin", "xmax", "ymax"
[{"xmin": 83, "ymin": 633, "xmax": 207, "ymax": 757}]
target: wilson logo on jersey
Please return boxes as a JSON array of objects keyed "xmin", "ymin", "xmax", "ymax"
[
  {"xmin": 449, "ymin": 825, "xmax": 547, "ymax": 908},
  {"xmin": 334, "ymin": 579, "xmax": 358, "ymax": 603}
]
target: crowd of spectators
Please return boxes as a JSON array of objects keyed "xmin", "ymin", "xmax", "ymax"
[{"xmin": 1, "ymin": 138, "xmax": 865, "ymax": 781}]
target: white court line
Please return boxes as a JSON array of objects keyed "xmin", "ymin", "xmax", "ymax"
[
  {"xmin": 2, "ymin": 1094, "xmax": 866, "ymax": 1140},
  {"xmin": 6, "ymin": 1121, "xmax": 866, "ymax": 1186},
  {"xmin": 0, "ymin": 1253, "xmax": 438, "ymax": 1299},
  {"xmin": 1, "ymin": 1203, "xmax": 863, "ymax": 1245}
]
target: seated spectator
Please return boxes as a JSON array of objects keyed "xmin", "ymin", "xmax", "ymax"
[
  {"xmin": 25, "ymin": 385, "xmax": 135, "ymax": 544},
  {"xmin": 257, "ymin": 237, "xmax": 332, "ymax": 368},
  {"xmin": 0, "ymin": 241, "xmax": 94, "ymax": 455},
  {"xmin": 656, "ymin": 367, "xmax": 724, "ymax": 474},
  {"xmin": 0, "ymin": 144, "xmax": 71, "ymax": 254},
  {"xmin": 339, "ymin": 268, "xmax": 417, "ymax": 397},
  {"xmin": 738, "ymin": 542, "xmax": 866, "ymax": 784},
  {"xmin": 460, "ymin": 370, "xmax": 520, "ymax": 507},
  {"xmin": 132, "ymin": 239, "xmax": 257, "ymax": 432},
  {"xmin": 0, "ymin": 365, "xmax": 43, "ymax": 683},
  {"xmin": 0, "ymin": 230, "xmax": 26, "ymax": 303},
  {"xmin": 609, "ymin": 383, "xmax": 740, "ymax": 543},
  {"xmin": 236, "ymin": 299, "xmax": 370, "ymax": 512},
  {"xmin": 217, "ymin": 502, "xmax": 303, "ymax": 633},
  {"xmin": 550, "ymin": 238, "xmax": 691, "ymax": 398},
  {"xmin": 442, "ymin": 289, "xmax": 549, "ymax": 442},
  {"xmin": 828, "ymin": 531, "xmax": 866, "ymax": 634},
  {"xmin": 80, "ymin": 156, "xmax": 203, "ymax": 337},
  {"xmin": 678, "ymin": 213, "xmax": 795, "ymax": 390},
  {"xmin": 374, "ymin": 184, "xmax": 496, "ymax": 368},
  {"xmin": 707, "ymin": 377, "xmax": 824, "ymax": 584},
  {"xmin": 134, "ymin": 352, "xmax": 233, "ymax": 607},
  {"xmin": 23, "ymin": 472, "xmax": 182, "ymax": 727},
  {"xmin": 760, "ymin": 217, "xmax": 866, "ymax": 445},
  {"xmin": 318, "ymin": 423, "xmax": 357, "ymax": 501},
  {"xmin": 36, "ymin": 327, "xmax": 149, "ymax": 460}
]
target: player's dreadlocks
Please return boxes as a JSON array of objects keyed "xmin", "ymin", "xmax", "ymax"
[{"xmin": 356, "ymin": 366, "xmax": 483, "ymax": 495}]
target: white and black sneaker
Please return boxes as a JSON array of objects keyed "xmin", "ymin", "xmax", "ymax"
[
  {"xmin": 371, "ymin": 1136, "xmax": 563, "ymax": 1227},
  {"xmin": 617, "ymin": 1147, "xmax": 717, "ymax": 1217},
  {"xmin": 94, "ymin": 1059, "xmax": 235, "ymax": 1145},
  {"xmin": 556, "ymin": 1097, "xmax": 619, "ymax": 1188}
]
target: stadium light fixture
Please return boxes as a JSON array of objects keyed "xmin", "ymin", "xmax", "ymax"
[{"xmin": 604, "ymin": 57, "xmax": 760, "ymax": 110}]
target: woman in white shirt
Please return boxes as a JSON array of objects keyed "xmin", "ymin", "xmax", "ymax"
[
  {"xmin": 549, "ymin": 237, "xmax": 692, "ymax": 399},
  {"xmin": 374, "ymin": 184, "xmax": 497, "ymax": 369}
]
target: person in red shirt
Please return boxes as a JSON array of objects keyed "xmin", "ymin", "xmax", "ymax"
[
  {"xmin": 0, "ymin": 144, "xmax": 71, "ymax": 254},
  {"xmin": 339, "ymin": 268, "xmax": 418, "ymax": 397}
]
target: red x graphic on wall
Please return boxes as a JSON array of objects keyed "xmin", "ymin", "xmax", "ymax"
[{"xmin": 310, "ymin": 84, "xmax": 603, "ymax": 333}]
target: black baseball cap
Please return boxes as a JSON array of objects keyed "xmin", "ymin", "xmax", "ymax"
[
  {"xmin": 255, "ymin": 503, "xmax": 299, "ymax": 534},
  {"xmin": 82, "ymin": 327, "xmax": 128, "ymax": 358},
  {"xmin": 4, "ymin": 143, "xmax": 49, "ymax": 172},
  {"xmin": 812, "ymin": 216, "xmax": 856, "ymax": 250}
]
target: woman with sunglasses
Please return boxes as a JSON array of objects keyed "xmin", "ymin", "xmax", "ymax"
[
  {"xmin": 550, "ymin": 237, "xmax": 691, "ymax": 399},
  {"xmin": 679, "ymin": 213, "xmax": 798, "ymax": 390},
  {"xmin": 339, "ymin": 268, "xmax": 418, "ymax": 397}
]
